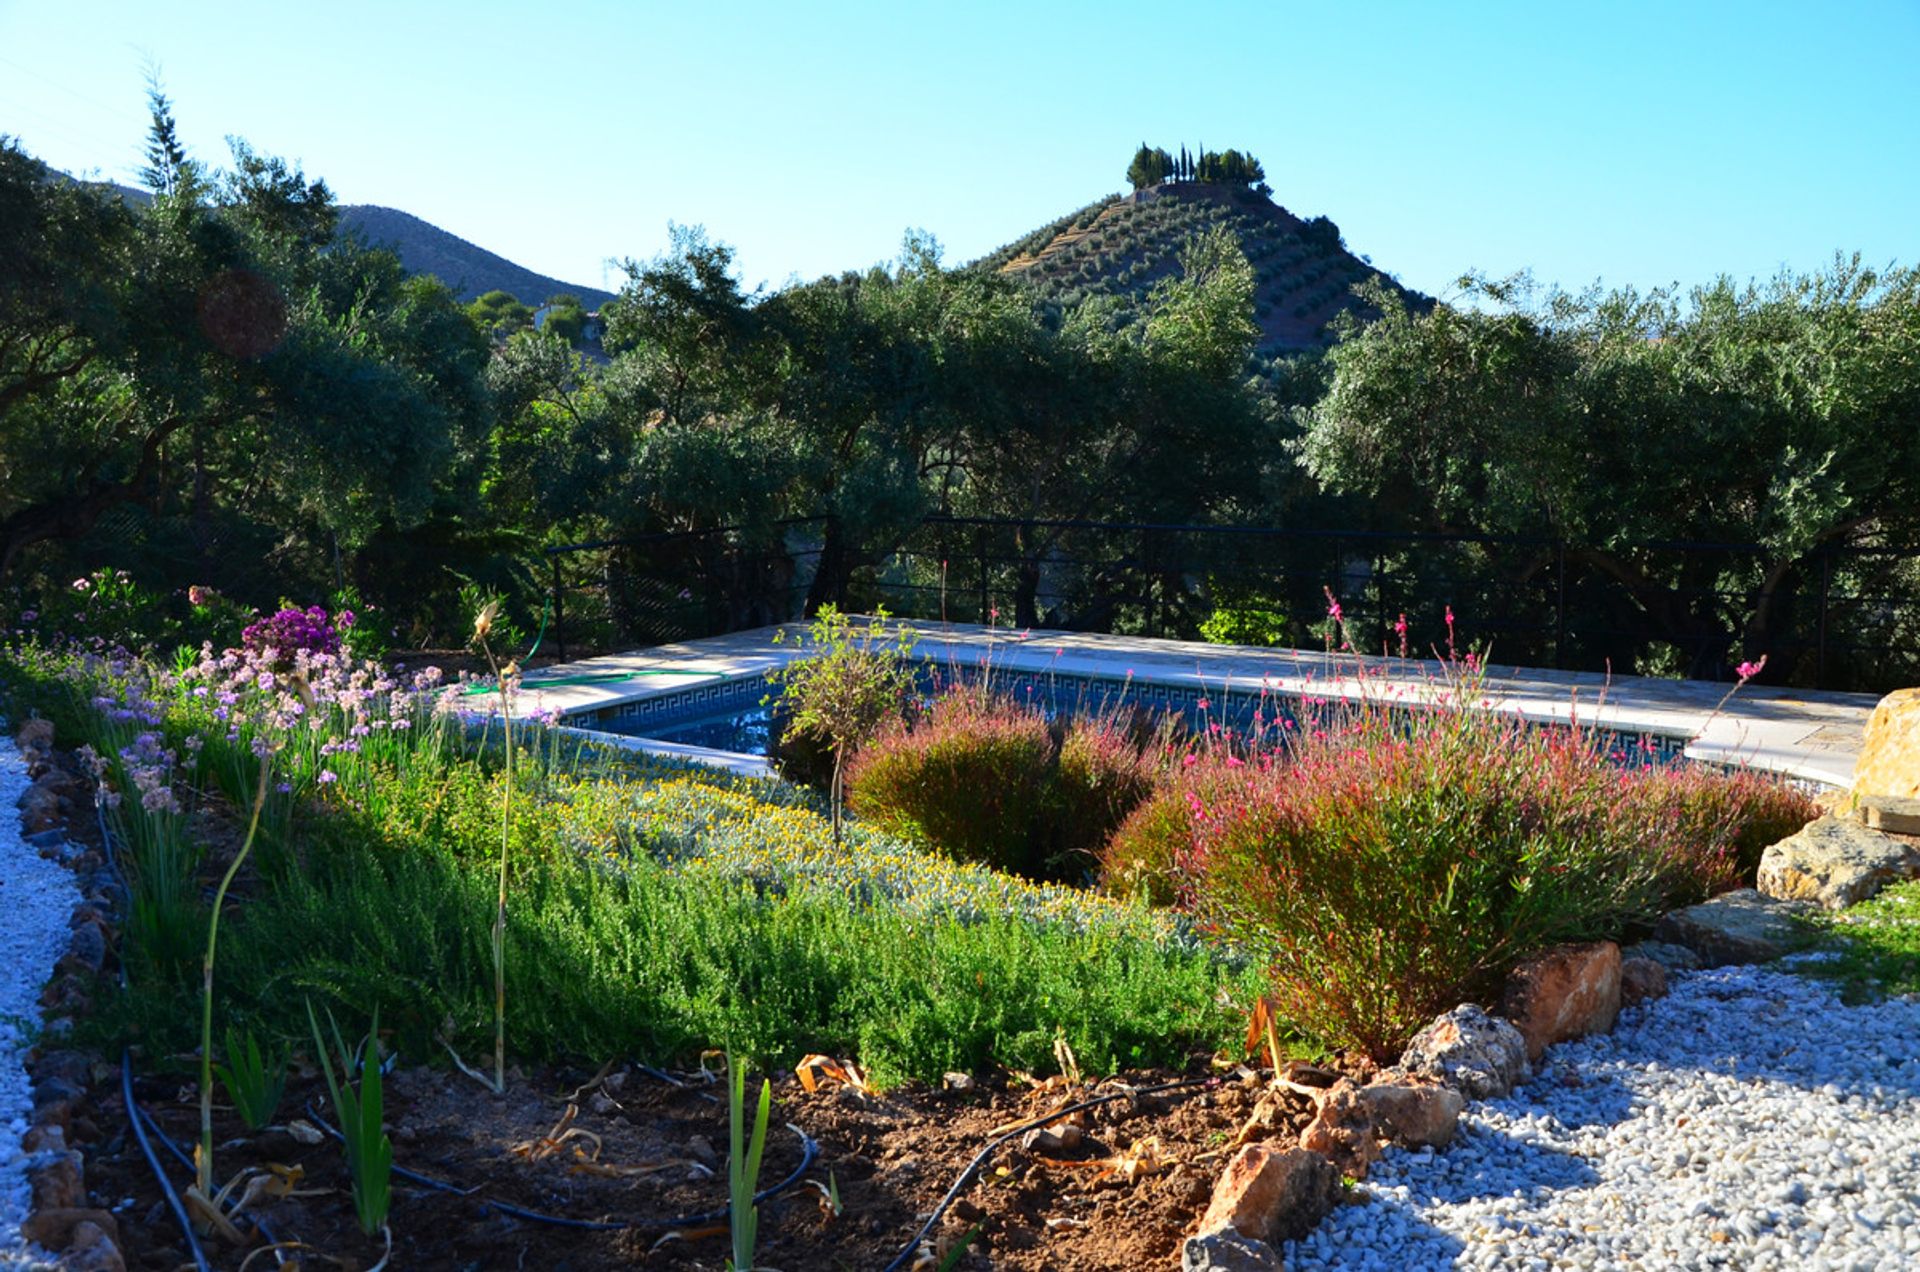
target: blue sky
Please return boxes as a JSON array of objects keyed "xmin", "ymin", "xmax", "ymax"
[{"xmin": 1, "ymin": 0, "xmax": 1914, "ymax": 301}]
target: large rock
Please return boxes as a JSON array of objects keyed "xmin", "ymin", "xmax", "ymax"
[
  {"xmin": 17, "ymin": 782, "xmax": 62, "ymax": 835},
  {"xmin": 1857, "ymin": 793, "xmax": 1920, "ymax": 837},
  {"xmin": 1395, "ymin": 1005, "xmax": 1530, "ymax": 1100},
  {"xmin": 1299, "ymin": 1080, "xmax": 1380, "ymax": 1179},
  {"xmin": 14, "ymin": 717, "xmax": 52, "ymax": 757},
  {"xmin": 1499, "ymin": 941, "xmax": 1622, "ymax": 1062},
  {"xmin": 1196, "ymin": 1143, "xmax": 1342, "ymax": 1247},
  {"xmin": 1854, "ymin": 687, "xmax": 1920, "ymax": 800},
  {"xmin": 1183, "ymin": 1228, "xmax": 1283, "ymax": 1272},
  {"xmin": 1619, "ymin": 956, "xmax": 1669, "ymax": 1007},
  {"xmin": 1653, "ymin": 889, "xmax": 1814, "ymax": 966},
  {"xmin": 1756, "ymin": 816, "xmax": 1920, "ymax": 910},
  {"xmin": 1360, "ymin": 1078, "xmax": 1464, "ymax": 1148}
]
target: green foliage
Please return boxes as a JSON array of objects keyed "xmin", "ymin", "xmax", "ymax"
[
  {"xmin": 727, "ymin": 1052, "xmax": 773, "ymax": 1272},
  {"xmin": 848, "ymin": 688, "xmax": 1056, "ymax": 875},
  {"xmin": 1299, "ymin": 260, "xmax": 1920, "ymax": 671},
  {"xmin": 307, "ymin": 1002, "xmax": 393, "ymax": 1236},
  {"xmin": 1805, "ymin": 880, "xmax": 1920, "ymax": 1003},
  {"xmin": 467, "ymin": 288, "xmax": 534, "ymax": 339},
  {"xmin": 847, "ymin": 688, "xmax": 1159, "ymax": 879},
  {"xmin": 1180, "ymin": 676, "xmax": 1818, "ymax": 1060},
  {"xmin": 214, "ymin": 1026, "xmax": 288, "ymax": 1130},
  {"xmin": 766, "ymin": 606, "xmax": 917, "ymax": 838}
]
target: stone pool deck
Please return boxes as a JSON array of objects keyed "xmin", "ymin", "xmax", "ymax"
[{"xmin": 511, "ymin": 621, "xmax": 1878, "ymax": 788}]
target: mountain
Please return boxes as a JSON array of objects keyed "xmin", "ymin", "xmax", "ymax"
[
  {"xmin": 972, "ymin": 182, "xmax": 1428, "ymax": 353},
  {"xmin": 339, "ymin": 206, "xmax": 617, "ymax": 309}
]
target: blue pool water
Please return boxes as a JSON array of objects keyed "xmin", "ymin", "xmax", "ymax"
[{"xmin": 570, "ymin": 665, "xmax": 1693, "ymax": 766}]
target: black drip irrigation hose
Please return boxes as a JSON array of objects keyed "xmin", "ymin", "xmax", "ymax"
[
  {"xmin": 121, "ymin": 1051, "xmax": 213, "ymax": 1272},
  {"xmin": 301, "ymin": 1098, "xmax": 821, "ymax": 1231},
  {"xmin": 879, "ymin": 1074, "xmax": 1222, "ymax": 1272}
]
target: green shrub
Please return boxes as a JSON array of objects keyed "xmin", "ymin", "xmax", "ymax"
[
  {"xmin": 1048, "ymin": 713, "xmax": 1162, "ymax": 875},
  {"xmin": 848, "ymin": 689, "xmax": 1054, "ymax": 875},
  {"xmin": 1181, "ymin": 691, "xmax": 1819, "ymax": 1062},
  {"xmin": 1101, "ymin": 758, "xmax": 1254, "ymax": 906}
]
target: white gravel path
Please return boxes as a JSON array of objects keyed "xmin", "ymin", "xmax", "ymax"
[
  {"xmin": 1287, "ymin": 965, "xmax": 1920, "ymax": 1271},
  {"xmin": 0, "ymin": 735, "xmax": 79, "ymax": 1269}
]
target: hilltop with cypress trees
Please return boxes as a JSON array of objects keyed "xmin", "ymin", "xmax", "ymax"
[{"xmin": 972, "ymin": 143, "xmax": 1426, "ymax": 353}]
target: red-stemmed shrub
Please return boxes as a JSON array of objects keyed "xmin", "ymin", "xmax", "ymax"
[
  {"xmin": 847, "ymin": 686, "xmax": 1163, "ymax": 879},
  {"xmin": 1172, "ymin": 685, "xmax": 1818, "ymax": 1061},
  {"xmin": 847, "ymin": 688, "xmax": 1055, "ymax": 875}
]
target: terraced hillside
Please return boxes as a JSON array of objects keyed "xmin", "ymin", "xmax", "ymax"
[{"xmin": 977, "ymin": 183, "xmax": 1425, "ymax": 353}]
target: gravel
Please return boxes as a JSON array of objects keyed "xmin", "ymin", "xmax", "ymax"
[
  {"xmin": 1287, "ymin": 965, "xmax": 1920, "ymax": 1270},
  {"xmin": 0, "ymin": 736, "xmax": 79, "ymax": 1269}
]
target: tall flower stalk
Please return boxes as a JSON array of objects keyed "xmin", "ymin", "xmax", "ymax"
[
  {"xmin": 473, "ymin": 599, "xmax": 513, "ymax": 1094},
  {"xmin": 196, "ymin": 745, "xmax": 272, "ymax": 1210}
]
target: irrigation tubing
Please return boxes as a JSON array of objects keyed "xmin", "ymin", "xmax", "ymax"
[
  {"xmin": 302, "ymin": 1100, "xmax": 821, "ymax": 1231},
  {"xmin": 879, "ymin": 1074, "xmax": 1221, "ymax": 1272},
  {"xmin": 121, "ymin": 1051, "xmax": 213, "ymax": 1272}
]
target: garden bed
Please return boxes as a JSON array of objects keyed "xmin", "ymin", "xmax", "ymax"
[{"xmin": 92, "ymin": 1056, "xmax": 1367, "ymax": 1271}]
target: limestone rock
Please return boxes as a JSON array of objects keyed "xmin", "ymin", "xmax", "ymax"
[
  {"xmin": 1360, "ymin": 1078, "xmax": 1465, "ymax": 1148},
  {"xmin": 15, "ymin": 717, "xmax": 52, "ymax": 757},
  {"xmin": 20, "ymin": 1207, "xmax": 116, "ymax": 1252},
  {"xmin": 1623, "ymin": 940, "xmax": 1702, "ymax": 972},
  {"xmin": 1300, "ymin": 1080, "xmax": 1380, "ymax": 1178},
  {"xmin": 1855, "ymin": 688, "xmax": 1920, "ymax": 800},
  {"xmin": 1619, "ymin": 956, "xmax": 1669, "ymax": 1007},
  {"xmin": 1757, "ymin": 816, "xmax": 1920, "ymax": 910},
  {"xmin": 1857, "ymin": 793, "xmax": 1920, "ymax": 837},
  {"xmin": 1653, "ymin": 889, "xmax": 1814, "ymax": 966},
  {"xmin": 28, "ymin": 1150, "xmax": 84, "ymax": 1211},
  {"xmin": 1183, "ymin": 1228, "xmax": 1283, "ymax": 1272},
  {"xmin": 64, "ymin": 1221, "xmax": 126, "ymax": 1272},
  {"xmin": 1021, "ymin": 1122, "xmax": 1082, "ymax": 1154},
  {"xmin": 1396, "ymin": 1005, "xmax": 1530, "ymax": 1100},
  {"xmin": 1198, "ymin": 1143, "xmax": 1342, "ymax": 1247},
  {"xmin": 17, "ymin": 782, "xmax": 61, "ymax": 834},
  {"xmin": 1500, "ymin": 941, "xmax": 1622, "ymax": 1062}
]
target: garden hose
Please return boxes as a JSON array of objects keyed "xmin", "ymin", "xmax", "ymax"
[
  {"xmin": 879, "ymin": 1074, "xmax": 1223, "ymax": 1272},
  {"xmin": 121, "ymin": 1052, "xmax": 213, "ymax": 1272}
]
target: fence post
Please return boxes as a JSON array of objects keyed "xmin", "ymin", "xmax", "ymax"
[
  {"xmin": 1554, "ymin": 539, "xmax": 1566, "ymax": 669},
  {"xmin": 550, "ymin": 553, "xmax": 566, "ymax": 663},
  {"xmin": 976, "ymin": 524, "xmax": 990, "ymax": 625},
  {"xmin": 1817, "ymin": 547, "xmax": 1831, "ymax": 689}
]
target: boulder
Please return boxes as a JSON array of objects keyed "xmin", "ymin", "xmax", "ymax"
[
  {"xmin": 1857, "ymin": 793, "xmax": 1920, "ymax": 837},
  {"xmin": 1855, "ymin": 688, "xmax": 1920, "ymax": 800},
  {"xmin": 28, "ymin": 1149, "xmax": 84, "ymax": 1211},
  {"xmin": 1622, "ymin": 940, "xmax": 1701, "ymax": 972},
  {"xmin": 1499, "ymin": 941, "xmax": 1622, "ymax": 1062},
  {"xmin": 1197, "ymin": 1143, "xmax": 1342, "ymax": 1247},
  {"xmin": 64, "ymin": 1221, "xmax": 127, "ymax": 1272},
  {"xmin": 1183, "ymin": 1228, "xmax": 1283, "ymax": 1272},
  {"xmin": 17, "ymin": 782, "xmax": 62, "ymax": 834},
  {"xmin": 1653, "ymin": 889, "xmax": 1814, "ymax": 966},
  {"xmin": 1756, "ymin": 816, "xmax": 1920, "ymax": 910},
  {"xmin": 14, "ymin": 717, "xmax": 52, "ymax": 757},
  {"xmin": 1299, "ymin": 1080, "xmax": 1379, "ymax": 1179},
  {"xmin": 1395, "ymin": 1005, "xmax": 1530, "ymax": 1100},
  {"xmin": 1360, "ymin": 1078, "xmax": 1465, "ymax": 1148},
  {"xmin": 1619, "ymin": 956, "xmax": 1669, "ymax": 1007},
  {"xmin": 19, "ymin": 1207, "xmax": 116, "ymax": 1252}
]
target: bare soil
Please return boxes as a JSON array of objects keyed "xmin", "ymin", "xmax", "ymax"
[{"xmin": 86, "ymin": 1052, "xmax": 1372, "ymax": 1270}]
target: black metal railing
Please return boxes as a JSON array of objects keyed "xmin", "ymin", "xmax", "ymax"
[{"xmin": 546, "ymin": 515, "xmax": 1920, "ymax": 694}]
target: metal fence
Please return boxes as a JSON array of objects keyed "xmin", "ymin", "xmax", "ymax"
[{"xmin": 547, "ymin": 515, "xmax": 1920, "ymax": 694}]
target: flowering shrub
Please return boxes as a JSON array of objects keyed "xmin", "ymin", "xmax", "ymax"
[
  {"xmin": 1177, "ymin": 691, "xmax": 1819, "ymax": 1060},
  {"xmin": 849, "ymin": 688, "xmax": 1055, "ymax": 875},
  {"xmin": 1048, "ymin": 713, "xmax": 1164, "ymax": 873},
  {"xmin": 241, "ymin": 605, "xmax": 351, "ymax": 663},
  {"xmin": 1101, "ymin": 756, "xmax": 1255, "ymax": 906},
  {"xmin": 847, "ymin": 686, "xmax": 1162, "ymax": 879}
]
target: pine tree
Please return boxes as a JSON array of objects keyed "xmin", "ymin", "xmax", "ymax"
[{"xmin": 139, "ymin": 69, "xmax": 202, "ymax": 201}]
